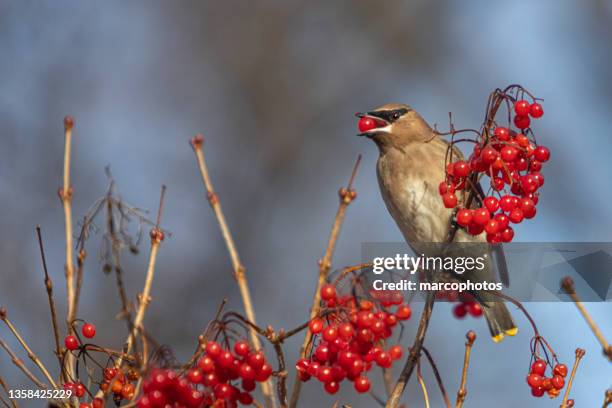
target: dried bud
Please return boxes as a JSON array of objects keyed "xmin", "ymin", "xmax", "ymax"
[
  {"xmin": 207, "ymin": 191, "xmax": 218, "ymax": 206},
  {"xmin": 466, "ymin": 330, "xmax": 476, "ymax": 344},
  {"xmin": 575, "ymin": 348, "xmax": 585, "ymax": 358},
  {"xmin": 560, "ymin": 276, "xmax": 575, "ymax": 294},
  {"xmin": 150, "ymin": 228, "xmax": 164, "ymax": 242},
  {"xmin": 64, "ymin": 116, "xmax": 74, "ymax": 130},
  {"xmin": 190, "ymin": 133, "xmax": 205, "ymax": 149},
  {"xmin": 566, "ymin": 399, "xmax": 574, "ymax": 407},
  {"xmin": 338, "ymin": 187, "xmax": 348, "ymax": 199},
  {"xmin": 0, "ymin": 307, "xmax": 6, "ymax": 320}
]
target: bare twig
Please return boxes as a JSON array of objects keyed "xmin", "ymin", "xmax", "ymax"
[
  {"xmin": 60, "ymin": 116, "xmax": 76, "ymax": 325},
  {"xmin": 421, "ymin": 347, "xmax": 451, "ymax": 408},
  {"xmin": 416, "ymin": 361, "xmax": 430, "ymax": 408},
  {"xmin": 455, "ymin": 331, "xmax": 476, "ymax": 408},
  {"xmin": 191, "ymin": 134, "xmax": 278, "ymax": 408},
  {"xmin": 385, "ymin": 292, "xmax": 435, "ymax": 408},
  {"xmin": 561, "ymin": 277, "xmax": 611, "ymax": 361},
  {"xmin": 560, "ymin": 348, "xmax": 585, "ymax": 408},
  {"xmin": 35, "ymin": 227, "xmax": 62, "ymax": 371},
  {"xmin": 0, "ymin": 337, "xmax": 47, "ymax": 389},
  {"xmin": 0, "ymin": 310, "xmax": 57, "ymax": 388},
  {"xmin": 289, "ymin": 155, "xmax": 360, "ymax": 408},
  {"xmin": 0, "ymin": 376, "xmax": 18, "ymax": 408}
]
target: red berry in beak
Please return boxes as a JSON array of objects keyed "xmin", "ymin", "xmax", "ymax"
[{"xmin": 358, "ymin": 116, "xmax": 385, "ymax": 133}]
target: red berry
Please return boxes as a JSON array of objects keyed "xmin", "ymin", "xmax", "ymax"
[
  {"xmin": 483, "ymin": 197, "xmax": 499, "ymax": 213},
  {"xmin": 309, "ymin": 318, "xmax": 324, "ymax": 334},
  {"xmin": 491, "ymin": 177, "xmax": 504, "ymax": 191},
  {"xmin": 217, "ymin": 350, "xmax": 234, "ymax": 368},
  {"xmin": 255, "ymin": 363, "xmax": 273, "ymax": 381},
  {"xmin": 530, "ymin": 359, "xmax": 547, "ymax": 376},
  {"xmin": 472, "ymin": 208, "xmax": 491, "ymax": 226},
  {"xmin": 442, "ymin": 192, "xmax": 457, "ymax": 208},
  {"xmin": 499, "ymin": 195, "xmax": 515, "ymax": 212},
  {"xmin": 358, "ymin": 117, "xmax": 379, "ymax": 133},
  {"xmin": 553, "ymin": 363, "xmax": 568, "ymax": 378},
  {"xmin": 65, "ymin": 335, "xmax": 79, "ymax": 351},
  {"xmin": 439, "ymin": 181, "xmax": 451, "ymax": 195},
  {"xmin": 354, "ymin": 376, "xmax": 371, "ymax": 393},
  {"xmin": 234, "ymin": 340, "xmax": 251, "ymax": 357},
  {"xmin": 187, "ymin": 368, "xmax": 203, "ymax": 384},
  {"xmin": 395, "ymin": 304, "xmax": 412, "ymax": 320},
  {"xmin": 322, "ymin": 326, "xmax": 338, "ymax": 342},
  {"xmin": 320, "ymin": 284, "xmax": 336, "ymax": 301},
  {"xmin": 456, "ymin": 209, "xmax": 472, "ymax": 227},
  {"xmin": 527, "ymin": 373, "xmax": 543, "ymax": 388},
  {"xmin": 205, "ymin": 341, "xmax": 222, "ymax": 358},
  {"xmin": 239, "ymin": 363, "xmax": 256, "ymax": 381},
  {"xmin": 92, "ymin": 398, "xmax": 104, "ymax": 408},
  {"xmin": 324, "ymin": 381, "xmax": 340, "ymax": 394},
  {"xmin": 529, "ymin": 103, "xmax": 544, "ymax": 118},
  {"xmin": 514, "ymin": 115, "xmax": 530, "ymax": 129},
  {"xmin": 248, "ymin": 351, "xmax": 266, "ymax": 369},
  {"xmin": 453, "ymin": 161, "xmax": 471, "ymax": 178},
  {"xmin": 500, "ymin": 227, "xmax": 514, "ymax": 243},
  {"xmin": 480, "ymin": 145, "xmax": 498, "ymax": 164},
  {"xmin": 389, "ymin": 345, "xmax": 403, "ymax": 361},
  {"xmin": 501, "ymin": 145, "xmax": 519, "ymax": 162},
  {"xmin": 494, "ymin": 127, "xmax": 510, "ymax": 141},
  {"xmin": 453, "ymin": 303, "xmax": 467, "ymax": 318},
  {"xmin": 515, "ymin": 133, "xmax": 529, "ymax": 147},
  {"xmin": 375, "ymin": 351, "xmax": 392, "ymax": 368},
  {"xmin": 484, "ymin": 219, "xmax": 500, "ymax": 235},
  {"xmin": 466, "ymin": 302, "xmax": 483, "ymax": 317},
  {"xmin": 494, "ymin": 213, "xmax": 510, "ymax": 229},
  {"xmin": 75, "ymin": 382, "xmax": 86, "ymax": 397},
  {"xmin": 534, "ymin": 146, "xmax": 550, "ymax": 162},
  {"xmin": 551, "ymin": 374, "xmax": 565, "ymax": 389},
  {"xmin": 520, "ymin": 174, "xmax": 539, "ymax": 193},
  {"xmin": 514, "ymin": 100, "xmax": 531, "ymax": 116},
  {"xmin": 238, "ymin": 392, "xmax": 254, "ymax": 405},
  {"xmin": 509, "ymin": 208, "xmax": 524, "ymax": 224},
  {"xmin": 531, "ymin": 386, "xmax": 545, "ymax": 397},
  {"xmin": 82, "ymin": 323, "xmax": 96, "ymax": 339}
]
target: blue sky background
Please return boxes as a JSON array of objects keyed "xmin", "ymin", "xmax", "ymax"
[{"xmin": 1, "ymin": 1, "xmax": 611, "ymax": 406}]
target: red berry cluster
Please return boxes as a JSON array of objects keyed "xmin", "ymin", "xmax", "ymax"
[
  {"xmin": 138, "ymin": 340, "xmax": 271, "ymax": 407},
  {"xmin": 439, "ymin": 99, "xmax": 549, "ymax": 243},
  {"xmin": 436, "ymin": 291, "xmax": 483, "ymax": 320},
  {"xmin": 295, "ymin": 284, "xmax": 411, "ymax": 395},
  {"xmin": 526, "ymin": 359, "xmax": 568, "ymax": 399},
  {"xmin": 100, "ymin": 367, "xmax": 137, "ymax": 403}
]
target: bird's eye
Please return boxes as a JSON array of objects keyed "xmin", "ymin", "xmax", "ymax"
[{"xmin": 392, "ymin": 112, "xmax": 400, "ymax": 120}]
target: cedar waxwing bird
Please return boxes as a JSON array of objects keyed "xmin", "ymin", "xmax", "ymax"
[{"xmin": 357, "ymin": 103, "xmax": 517, "ymax": 342}]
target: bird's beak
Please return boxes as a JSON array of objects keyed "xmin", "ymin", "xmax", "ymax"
[{"xmin": 355, "ymin": 112, "xmax": 390, "ymax": 137}]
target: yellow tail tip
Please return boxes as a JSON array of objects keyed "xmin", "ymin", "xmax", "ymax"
[
  {"xmin": 492, "ymin": 333, "xmax": 504, "ymax": 343},
  {"xmin": 505, "ymin": 327, "xmax": 518, "ymax": 337}
]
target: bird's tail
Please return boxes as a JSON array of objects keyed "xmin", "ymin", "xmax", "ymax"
[{"xmin": 482, "ymin": 301, "xmax": 517, "ymax": 343}]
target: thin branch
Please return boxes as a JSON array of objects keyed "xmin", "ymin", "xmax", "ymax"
[
  {"xmin": 560, "ymin": 348, "xmax": 585, "ymax": 408},
  {"xmin": 416, "ymin": 361, "xmax": 430, "ymax": 408},
  {"xmin": 0, "ymin": 311, "xmax": 57, "ymax": 388},
  {"xmin": 0, "ymin": 376, "xmax": 18, "ymax": 408},
  {"xmin": 59, "ymin": 116, "xmax": 77, "ymax": 384},
  {"xmin": 385, "ymin": 291, "xmax": 435, "ymax": 408},
  {"xmin": 561, "ymin": 277, "xmax": 611, "ymax": 361},
  {"xmin": 35, "ymin": 226, "xmax": 62, "ymax": 371},
  {"xmin": 289, "ymin": 155, "xmax": 361, "ymax": 408},
  {"xmin": 0, "ymin": 338, "xmax": 47, "ymax": 389},
  {"xmin": 191, "ymin": 134, "xmax": 278, "ymax": 408},
  {"xmin": 421, "ymin": 346, "xmax": 451, "ymax": 408},
  {"xmin": 96, "ymin": 186, "xmax": 167, "ymax": 401},
  {"xmin": 455, "ymin": 331, "xmax": 476, "ymax": 408}
]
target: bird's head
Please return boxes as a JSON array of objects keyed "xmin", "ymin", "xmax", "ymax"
[{"xmin": 356, "ymin": 103, "xmax": 432, "ymax": 151}]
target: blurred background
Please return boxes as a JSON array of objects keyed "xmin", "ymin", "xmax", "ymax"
[{"xmin": 1, "ymin": 1, "xmax": 611, "ymax": 406}]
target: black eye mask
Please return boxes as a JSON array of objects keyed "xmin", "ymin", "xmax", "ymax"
[{"xmin": 367, "ymin": 108, "xmax": 410, "ymax": 123}]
